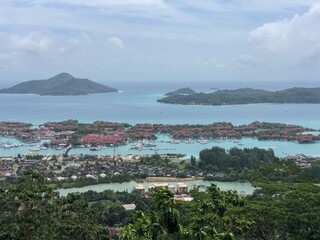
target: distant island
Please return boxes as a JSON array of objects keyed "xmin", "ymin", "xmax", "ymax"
[
  {"xmin": 0, "ymin": 73, "xmax": 118, "ymax": 96},
  {"xmin": 157, "ymin": 87, "xmax": 320, "ymax": 105},
  {"xmin": 210, "ymin": 87, "xmax": 219, "ymax": 91},
  {"xmin": 164, "ymin": 87, "xmax": 196, "ymax": 96}
]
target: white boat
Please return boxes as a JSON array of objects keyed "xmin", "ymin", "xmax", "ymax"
[
  {"xmin": 141, "ymin": 139, "xmax": 157, "ymax": 147},
  {"xmin": 131, "ymin": 142, "xmax": 143, "ymax": 150},
  {"xmin": 90, "ymin": 147, "xmax": 101, "ymax": 151},
  {"xmin": 198, "ymin": 138, "xmax": 208, "ymax": 144},
  {"xmin": 144, "ymin": 143, "xmax": 157, "ymax": 147},
  {"xmin": 184, "ymin": 138, "xmax": 194, "ymax": 144},
  {"xmin": 167, "ymin": 139, "xmax": 180, "ymax": 144},
  {"xmin": 30, "ymin": 145, "xmax": 42, "ymax": 151}
]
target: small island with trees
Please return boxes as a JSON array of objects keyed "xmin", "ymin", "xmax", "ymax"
[
  {"xmin": 0, "ymin": 73, "xmax": 118, "ymax": 96},
  {"xmin": 158, "ymin": 87, "xmax": 320, "ymax": 105}
]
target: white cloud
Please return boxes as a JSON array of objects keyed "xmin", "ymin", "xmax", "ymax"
[
  {"xmin": 14, "ymin": 32, "xmax": 50, "ymax": 53},
  {"xmin": 107, "ymin": 37, "xmax": 125, "ymax": 51},
  {"xmin": 1, "ymin": 0, "xmax": 320, "ymax": 82},
  {"xmin": 249, "ymin": 3, "xmax": 320, "ymax": 52},
  {"xmin": 0, "ymin": 32, "xmax": 50, "ymax": 54}
]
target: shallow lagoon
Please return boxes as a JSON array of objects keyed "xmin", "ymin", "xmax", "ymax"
[
  {"xmin": 0, "ymin": 90, "xmax": 320, "ymax": 129},
  {"xmin": 58, "ymin": 180, "xmax": 255, "ymax": 197}
]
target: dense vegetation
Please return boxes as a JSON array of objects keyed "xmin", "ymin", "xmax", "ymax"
[
  {"xmin": 164, "ymin": 87, "xmax": 196, "ymax": 96},
  {"xmin": 122, "ymin": 186, "xmax": 250, "ymax": 240},
  {"xmin": 158, "ymin": 87, "xmax": 320, "ymax": 105},
  {"xmin": 0, "ymin": 73, "xmax": 117, "ymax": 96},
  {"xmin": 1, "ymin": 167, "xmax": 320, "ymax": 239},
  {"xmin": 0, "ymin": 170, "xmax": 109, "ymax": 240},
  {"xmin": 123, "ymin": 183, "xmax": 320, "ymax": 240},
  {"xmin": 199, "ymin": 147, "xmax": 277, "ymax": 172}
]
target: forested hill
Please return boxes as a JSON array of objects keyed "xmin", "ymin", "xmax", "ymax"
[
  {"xmin": 164, "ymin": 87, "xmax": 196, "ymax": 96},
  {"xmin": 0, "ymin": 73, "xmax": 118, "ymax": 96},
  {"xmin": 157, "ymin": 87, "xmax": 320, "ymax": 105}
]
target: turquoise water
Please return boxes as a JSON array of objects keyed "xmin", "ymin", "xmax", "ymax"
[
  {"xmin": 2, "ymin": 134, "xmax": 319, "ymax": 158},
  {"xmin": 58, "ymin": 180, "xmax": 255, "ymax": 197},
  {"xmin": 0, "ymin": 87, "xmax": 320, "ymax": 157},
  {"xmin": 0, "ymin": 91, "xmax": 320, "ymax": 129},
  {"xmin": 68, "ymin": 136, "xmax": 320, "ymax": 158}
]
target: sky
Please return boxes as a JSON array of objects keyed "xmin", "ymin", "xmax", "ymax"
[{"xmin": 1, "ymin": 0, "xmax": 320, "ymax": 85}]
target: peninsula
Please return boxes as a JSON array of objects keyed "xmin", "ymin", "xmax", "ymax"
[
  {"xmin": 157, "ymin": 87, "xmax": 320, "ymax": 105},
  {"xmin": 0, "ymin": 73, "xmax": 118, "ymax": 96}
]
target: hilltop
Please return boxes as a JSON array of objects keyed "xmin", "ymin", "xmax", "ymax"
[
  {"xmin": 164, "ymin": 87, "xmax": 196, "ymax": 96},
  {"xmin": 0, "ymin": 73, "xmax": 118, "ymax": 96},
  {"xmin": 158, "ymin": 87, "xmax": 320, "ymax": 105}
]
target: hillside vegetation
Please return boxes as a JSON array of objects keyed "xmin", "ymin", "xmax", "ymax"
[{"xmin": 164, "ymin": 87, "xmax": 196, "ymax": 96}]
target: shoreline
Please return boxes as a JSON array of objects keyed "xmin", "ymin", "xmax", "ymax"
[{"xmin": 145, "ymin": 176, "xmax": 204, "ymax": 182}]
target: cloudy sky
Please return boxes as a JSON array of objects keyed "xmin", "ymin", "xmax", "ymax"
[{"xmin": 1, "ymin": 0, "xmax": 320, "ymax": 85}]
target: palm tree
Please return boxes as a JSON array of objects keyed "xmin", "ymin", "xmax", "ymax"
[{"xmin": 153, "ymin": 188, "xmax": 181, "ymax": 234}]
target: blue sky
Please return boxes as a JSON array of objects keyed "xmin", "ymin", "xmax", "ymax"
[{"xmin": 1, "ymin": 0, "xmax": 320, "ymax": 85}]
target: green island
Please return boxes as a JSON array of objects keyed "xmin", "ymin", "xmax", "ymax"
[
  {"xmin": 0, "ymin": 73, "xmax": 118, "ymax": 96},
  {"xmin": 158, "ymin": 87, "xmax": 320, "ymax": 105}
]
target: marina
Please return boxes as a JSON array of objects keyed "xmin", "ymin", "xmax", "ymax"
[{"xmin": 1, "ymin": 134, "xmax": 320, "ymax": 158}]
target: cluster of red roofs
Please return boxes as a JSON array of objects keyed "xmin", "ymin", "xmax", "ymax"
[{"xmin": 0, "ymin": 120, "xmax": 318, "ymax": 145}]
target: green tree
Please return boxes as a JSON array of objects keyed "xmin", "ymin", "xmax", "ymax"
[{"xmin": 0, "ymin": 170, "xmax": 109, "ymax": 240}]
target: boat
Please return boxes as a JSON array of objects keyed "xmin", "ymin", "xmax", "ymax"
[
  {"xmin": 30, "ymin": 147, "xmax": 41, "ymax": 151},
  {"xmin": 167, "ymin": 139, "xmax": 180, "ymax": 144},
  {"xmin": 184, "ymin": 138, "xmax": 194, "ymax": 144},
  {"xmin": 90, "ymin": 147, "xmax": 101, "ymax": 151},
  {"xmin": 144, "ymin": 143, "xmax": 157, "ymax": 147},
  {"xmin": 197, "ymin": 138, "xmax": 208, "ymax": 144},
  {"xmin": 131, "ymin": 142, "xmax": 143, "ymax": 150},
  {"xmin": 29, "ymin": 144, "xmax": 47, "ymax": 151},
  {"xmin": 141, "ymin": 139, "xmax": 157, "ymax": 147}
]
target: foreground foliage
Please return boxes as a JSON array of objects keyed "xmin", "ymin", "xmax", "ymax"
[
  {"xmin": 0, "ymin": 170, "xmax": 109, "ymax": 240},
  {"xmin": 121, "ymin": 186, "xmax": 251, "ymax": 240}
]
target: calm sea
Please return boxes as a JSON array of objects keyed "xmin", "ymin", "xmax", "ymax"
[{"xmin": 0, "ymin": 81, "xmax": 320, "ymax": 128}]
